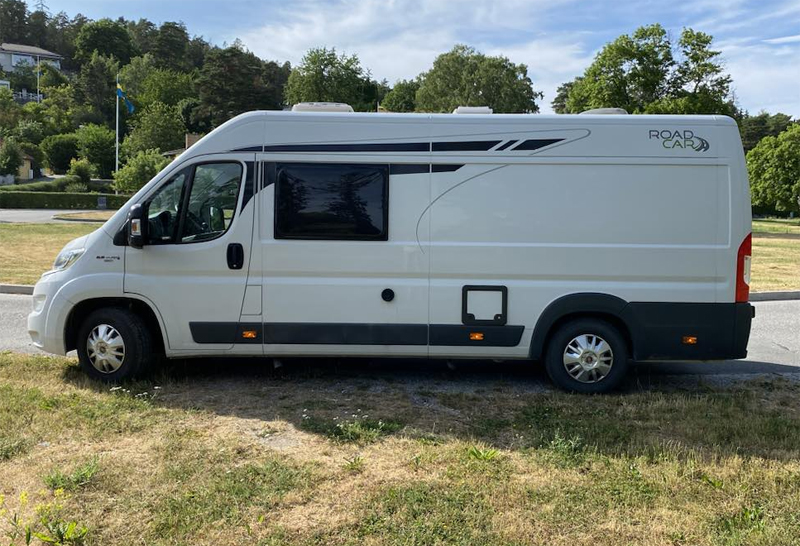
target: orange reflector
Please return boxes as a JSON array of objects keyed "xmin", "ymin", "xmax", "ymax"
[
  {"xmin": 682, "ymin": 336, "xmax": 697, "ymax": 345},
  {"xmin": 469, "ymin": 332, "xmax": 484, "ymax": 341},
  {"xmin": 242, "ymin": 330, "xmax": 258, "ymax": 339}
]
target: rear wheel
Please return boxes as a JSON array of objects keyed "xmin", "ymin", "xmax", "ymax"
[
  {"xmin": 544, "ymin": 318, "xmax": 629, "ymax": 393},
  {"xmin": 76, "ymin": 307, "xmax": 154, "ymax": 382}
]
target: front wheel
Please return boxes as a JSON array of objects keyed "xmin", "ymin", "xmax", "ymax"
[
  {"xmin": 544, "ymin": 318, "xmax": 629, "ymax": 393},
  {"xmin": 76, "ymin": 307, "xmax": 154, "ymax": 382}
]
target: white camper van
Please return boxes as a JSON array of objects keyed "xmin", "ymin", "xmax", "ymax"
[{"xmin": 27, "ymin": 105, "xmax": 754, "ymax": 393}]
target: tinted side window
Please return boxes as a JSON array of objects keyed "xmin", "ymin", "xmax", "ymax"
[{"xmin": 274, "ymin": 163, "xmax": 388, "ymax": 240}]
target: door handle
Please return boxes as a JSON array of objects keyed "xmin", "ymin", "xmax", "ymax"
[{"xmin": 227, "ymin": 243, "xmax": 244, "ymax": 270}]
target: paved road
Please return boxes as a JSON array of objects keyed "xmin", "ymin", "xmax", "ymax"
[
  {"xmin": 0, "ymin": 209, "xmax": 99, "ymax": 223},
  {"xmin": 2, "ymin": 294, "xmax": 798, "ymax": 379}
]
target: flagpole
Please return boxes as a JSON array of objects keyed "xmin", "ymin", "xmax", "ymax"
[{"xmin": 115, "ymin": 74, "xmax": 119, "ymax": 174}]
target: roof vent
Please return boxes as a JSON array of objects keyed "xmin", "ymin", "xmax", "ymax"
[
  {"xmin": 452, "ymin": 106, "xmax": 493, "ymax": 114},
  {"xmin": 291, "ymin": 102, "xmax": 354, "ymax": 113},
  {"xmin": 579, "ymin": 108, "xmax": 628, "ymax": 115}
]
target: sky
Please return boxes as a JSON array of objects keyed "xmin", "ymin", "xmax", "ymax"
[{"xmin": 45, "ymin": 0, "xmax": 800, "ymax": 115}]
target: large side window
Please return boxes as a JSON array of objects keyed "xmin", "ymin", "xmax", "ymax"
[
  {"xmin": 274, "ymin": 163, "xmax": 389, "ymax": 240},
  {"xmin": 180, "ymin": 163, "xmax": 243, "ymax": 242}
]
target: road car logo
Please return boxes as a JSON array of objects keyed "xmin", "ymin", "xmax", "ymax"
[{"xmin": 649, "ymin": 129, "xmax": 709, "ymax": 152}]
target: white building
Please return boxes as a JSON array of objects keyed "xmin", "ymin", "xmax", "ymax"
[{"xmin": 0, "ymin": 43, "xmax": 62, "ymax": 73}]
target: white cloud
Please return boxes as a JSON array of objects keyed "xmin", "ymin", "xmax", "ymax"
[
  {"xmin": 234, "ymin": 0, "xmax": 800, "ymax": 116},
  {"xmin": 764, "ymin": 34, "xmax": 800, "ymax": 44},
  {"xmin": 237, "ymin": 0, "xmax": 589, "ymax": 112}
]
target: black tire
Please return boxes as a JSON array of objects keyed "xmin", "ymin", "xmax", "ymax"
[
  {"xmin": 76, "ymin": 307, "xmax": 154, "ymax": 382},
  {"xmin": 544, "ymin": 318, "xmax": 629, "ymax": 393}
]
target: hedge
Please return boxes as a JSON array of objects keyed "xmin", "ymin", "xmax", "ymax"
[
  {"xmin": 0, "ymin": 177, "xmax": 112, "ymax": 193},
  {"xmin": 0, "ymin": 191, "xmax": 130, "ymax": 209}
]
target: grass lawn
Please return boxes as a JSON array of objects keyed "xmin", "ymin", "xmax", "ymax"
[
  {"xmin": 0, "ymin": 223, "xmax": 98, "ymax": 285},
  {"xmin": 753, "ymin": 217, "xmax": 800, "ymax": 236},
  {"xmin": 752, "ymin": 236, "xmax": 800, "ymax": 292},
  {"xmin": 2, "ymin": 353, "xmax": 800, "ymax": 545}
]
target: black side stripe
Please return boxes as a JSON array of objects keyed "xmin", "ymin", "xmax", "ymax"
[
  {"xmin": 232, "ymin": 145, "xmax": 263, "ymax": 152},
  {"xmin": 432, "ymin": 164, "xmax": 464, "ymax": 173},
  {"xmin": 389, "ymin": 164, "xmax": 429, "ymax": 175},
  {"xmin": 432, "ymin": 140, "xmax": 501, "ymax": 152},
  {"xmin": 495, "ymin": 140, "xmax": 517, "ymax": 151},
  {"xmin": 512, "ymin": 138, "xmax": 564, "ymax": 151},
  {"xmin": 262, "ymin": 142, "xmax": 430, "ymax": 153}
]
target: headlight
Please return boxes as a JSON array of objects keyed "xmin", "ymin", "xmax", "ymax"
[{"xmin": 52, "ymin": 248, "xmax": 85, "ymax": 272}]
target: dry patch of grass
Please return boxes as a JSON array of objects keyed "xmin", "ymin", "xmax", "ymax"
[
  {"xmin": 2, "ymin": 352, "xmax": 800, "ymax": 545},
  {"xmin": 51, "ymin": 211, "xmax": 114, "ymax": 222},
  {"xmin": 751, "ymin": 235, "xmax": 800, "ymax": 292},
  {"xmin": 0, "ymin": 223, "xmax": 97, "ymax": 285}
]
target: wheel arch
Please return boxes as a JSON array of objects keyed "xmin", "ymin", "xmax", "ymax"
[
  {"xmin": 529, "ymin": 293, "xmax": 636, "ymax": 360},
  {"xmin": 64, "ymin": 296, "xmax": 167, "ymax": 355}
]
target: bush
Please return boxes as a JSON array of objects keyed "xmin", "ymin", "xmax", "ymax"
[
  {"xmin": 0, "ymin": 191, "xmax": 129, "ymax": 209},
  {"xmin": 67, "ymin": 158, "xmax": 97, "ymax": 184},
  {"xmin": 0, "ymin": 139, "xmax": 23, "ymax": 176},
  {"xmin": 41, "ymin": 133, "xmax": 79, "ymax": 174},
  {"xmin": 0, "ymin": 176, "xmax": 109, "ymax": 193},
  {"xmin": 114, "ymin": 149, "xmax": 170, "ymax": 193},
  {"xmin": 65, "ymin": 181, "xmax": 89, "ymax": 193},
  {"xmin": 14, "ymin": 120, "xmax": 46, "ymax": 144},
  {"xmin": 76, "ymin": 124, "xmax": 115, "ymax": 178}
]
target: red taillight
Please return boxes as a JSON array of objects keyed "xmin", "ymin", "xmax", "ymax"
[{"xmin": 736, "ymin": 233, "xmax": 752, "ymax": 302}]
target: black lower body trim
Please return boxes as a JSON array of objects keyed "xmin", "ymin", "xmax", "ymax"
[
  {"xmin": 624, "ymin": 302, "xmax": 753, "ymax": 361},
  {"xmin": 429, "ymin": 324, "xmax": 524, "ymax": 346},
  {"xmin": 189, "ymin": 322, "xmax": 524, "ymax": 347}
]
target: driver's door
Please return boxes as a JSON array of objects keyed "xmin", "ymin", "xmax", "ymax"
[{"xmin": 124, "ymin": 156, "xmax": 255, "ymax": 352}]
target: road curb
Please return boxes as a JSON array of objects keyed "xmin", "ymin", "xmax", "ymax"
[
  {"xmin": 750, "ymin": 291, "xmax": 800, "ymax": 302},
  {"xmin": 0, "ymin": 284, "xmax": 33, "ymax": 295},
  {"xmin": 2, "ymin": 284, "xmax": 799, "ymax": 301},
  {"xmin": 50, "ymin": 216, "xmax": 108, "ymax": 223}
]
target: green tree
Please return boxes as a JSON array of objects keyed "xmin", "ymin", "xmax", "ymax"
[
  {"xmin": 125, "ymin": 18, "xmax": 157, "ymax": 56},
  {"xmin": 73, "ymin": 52, "xmax": 119, "ymax": 125},
  {"xmin": 381, "ymin": 79, "xmax": 419, "ymax": 112},
  {"xmin": 0, "ymin": 87, "xmax": 21, "ymax": 129},
  {"xmin": 26, "ymin": 8, "xmax": 48, "ymax": 48},
  {"xmin": 0, "ymin": 137, "xmax": 22, "ymax": 176},
  {"xmin": 41, "ymin": 132, "xmax": 79, "ymax": 174},
  {"xmin": 75, "ymin": 18, "xmax": 135, "ymax": 64},
  {"xmin": 39, "ymin": 62, "xmax": 69, "ymax": 88},
  {"xmin": 559, "ymin": 25, "xmax": 735, "ymax": 115},
  {"xmin": 47, "ymin": 12, "xmax": 87, "ymax": 71},
  {"xmin": 740, "ymin": 112, "xmax": 795, "ymax": 153},
  {"xmin": 154, "ymin": 22, "xmax": 189, "ymax": 71},
  {"xmin": 24, "ymin": 84, "xmax": 78, "ymax": 135},
  {"xmin": 14, "ymin": 119, "xmax": 45, "ymax": 144},
  {"xmin": 119, "ymin": 54, "xmax": 158, "ymax": 99},
  {"xmin": 197, "ymin": 46, "xmax": 289, "ymax": 126},
  {"xmin": 564, "ymin": 24, "xmax": 674, "ymax": 114},
  {"xmin": 76, "ymin": 124, "xmax": 115, "ymax": 178},
  {"xmin": 138, "ymin": 69, "xmax": 196, "ymax": 108},
  {"xmin": 113, "ymin": 148, "xmax": 170, "ymax": 193},
  {"xmin": 285, "ymin": 47, "xmax": 379, "ymax": 111},
  {"xmin": 121, "ymin": 102, "xmax": 185, "ymax": 158},
  {"xmin": 0, "ymin": 0, "xmax": 28, "ymax": 43},
  {"xmin": 415, "ymin": 45, "xmax": 542, "ymax": 113},
  {"xmin": 747, "ymin": 124, "xmax": 800, "ymax": 213}
]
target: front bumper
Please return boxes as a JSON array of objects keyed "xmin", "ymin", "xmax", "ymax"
[{"xmin": 27, "ymin": 274, "xmax": 71, "ymax": 355}]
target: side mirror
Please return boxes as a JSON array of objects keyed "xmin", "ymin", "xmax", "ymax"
[{"xmin": 128, "ymin": 203, "xmax": 147, "ymax": 249}]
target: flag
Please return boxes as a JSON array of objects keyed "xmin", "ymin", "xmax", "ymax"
[{"xmin": 116, "ymin": 83, "xmax": 135, "ymax": 114}]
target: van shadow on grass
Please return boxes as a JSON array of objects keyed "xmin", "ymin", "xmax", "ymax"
[{"xmin": 62, "ymin": 356, "xmax": 800, "ymax": 462}]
